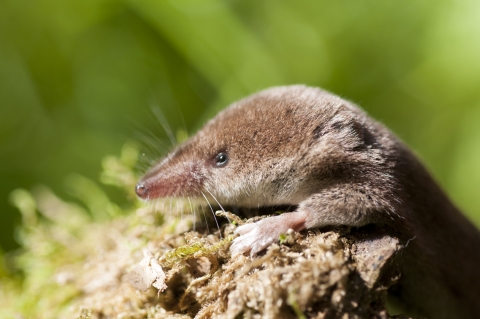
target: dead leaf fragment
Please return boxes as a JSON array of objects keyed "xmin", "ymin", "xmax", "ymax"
[{"xmin": 126, "ymin": 251, "xmax": 167, "ymax": 292}]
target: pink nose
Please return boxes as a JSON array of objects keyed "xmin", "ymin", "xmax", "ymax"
[{"xmin": 135, "ymin": 183, "xmax": 148, "ymax": 198}]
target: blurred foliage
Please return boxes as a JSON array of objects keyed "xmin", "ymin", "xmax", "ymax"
[
  {"xmin": 1, "ymin": 0, "xmax": 480, "ymax": 251},
  {"xmin": 0, "ymin": 144, "xmax": 142, "ymax": 318}
]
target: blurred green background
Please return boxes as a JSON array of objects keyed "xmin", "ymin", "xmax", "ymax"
[{"xmin": 1, "ymin": 0, "xmax": 479, "ymax": 252}]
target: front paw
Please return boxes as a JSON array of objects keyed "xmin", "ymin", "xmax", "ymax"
[{"xmin": 230, "ymin": 213, "xmax": 305, "ymax": 257}]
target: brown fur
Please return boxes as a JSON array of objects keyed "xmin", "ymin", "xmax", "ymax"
[{"xmin": 137, "ymin": 85, "xmax": 480, "ymax": 318}]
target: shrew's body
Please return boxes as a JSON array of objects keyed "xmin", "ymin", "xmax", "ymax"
[{"xmin": 136, "ymin": 85, "xmax": 480, "ymax": 318}]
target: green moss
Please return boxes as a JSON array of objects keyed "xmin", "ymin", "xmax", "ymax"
[
  {"xmin": 75, "ymin": 309, "xmax": 92, "ymax": 319},
  {"xmin": 159, "ymin": 235, "xmax": 234, "ymax": 268}
]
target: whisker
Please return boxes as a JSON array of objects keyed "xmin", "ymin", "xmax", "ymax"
[
  {"xmin": 136, "ymin": 129, "xmax": 168, "ymax": 153},
  {"xmin": 154, "ymin": 201, "xmax": 159, "ymax": 221},
  {"xmin": 150, "ymin": 104, "xmax": 177, "ymax": 147},
  {"xmin": 176, "ymin": 106, "xmax": 189, "ymax": 137},
  {"xmin": 133, "ymin": 130, "xmax": 170, "ymax": 173},
  {"xmin": 200, "ymin": 205, "xmax": 210, "ymax": 235},
  {"xmin": 204, "ymin": 188, "xmax": 230, "ymax": 223},
  {"xmin": 204, "ymin": 188, "xmax": 224, "ymax": 212},
  {"xmin": 127, "ymin": 112, "xmax": 166, "ymax": 160},
  {"xmin": 201, "ymin": 192, "xmax": 222, "ymax": 238},
  {"xmin": 180, "ymin": 199, "xmax": 183, "ymax": 223},
  {"xmin": 188, "ymin": 197, "xmax": 195, "ymax": 231}
]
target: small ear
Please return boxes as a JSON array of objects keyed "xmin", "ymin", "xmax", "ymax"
[
  {"xmin": 352, "ymin": 120, "xmax": 365, "ymax": 139},
  {"xmin": 312, "ymin": 113, "xmax": 353, "ymax": 138},
  {"xmin": 313, "ymin": 113, "xmax": 377, "ymax": 148},
  {"xmin": 352, "ymin": 120, "xmax": 377, "ymax": 147}
]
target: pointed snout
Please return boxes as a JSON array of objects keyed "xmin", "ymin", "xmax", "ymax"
[
  {"xmin": 134, "ymin": 177, "xmax": 165, "ymax": 200},
  {"xmin": 135, "ymin": 161, "xmax": 206, "ymax": 200}
]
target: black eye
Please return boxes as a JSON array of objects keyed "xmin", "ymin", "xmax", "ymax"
[{"xmin": 214, "ymin": 152, "xmax": 228, "ymax": 167}]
